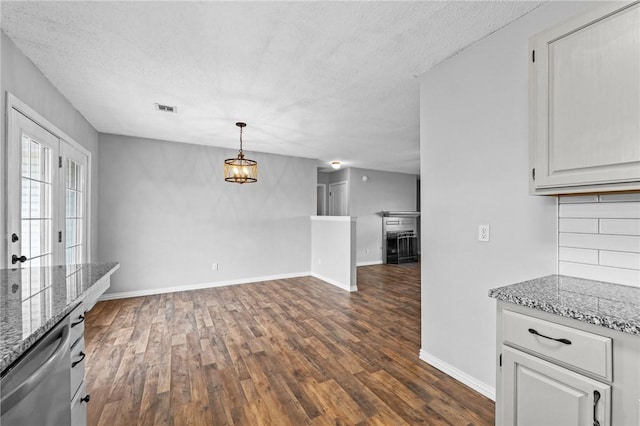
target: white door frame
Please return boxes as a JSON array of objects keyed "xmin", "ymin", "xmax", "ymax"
[
  {"xmin": 329, "ymin": 180, "xmax": 349, "ymax": 216},
  {"xmin": 6, "ymin": 93, "xmax": 93, "ymax": 265},
  {"xmin": 316, "ymin": 183, "xmax": 326, "ymax": 215}
]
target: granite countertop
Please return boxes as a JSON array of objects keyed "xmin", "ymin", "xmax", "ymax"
[
  {"xmin": 0, "ymin": 262, "xmax": 119, "ymax": 373},
  {"xmin": 489, "ymin": 275, "xmax": 640, "ymax": 335}
]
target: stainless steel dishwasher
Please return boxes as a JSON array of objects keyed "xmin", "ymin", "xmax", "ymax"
[{"xmin": 1, "ymin": 315, "xmax": 72, "ymax": 425}]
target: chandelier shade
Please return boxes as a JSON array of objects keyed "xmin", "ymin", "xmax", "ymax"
[{"xmin": 224, "ymin": 122, "xmax": 258, "ymax": 184}]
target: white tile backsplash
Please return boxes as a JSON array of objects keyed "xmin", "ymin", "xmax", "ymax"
[
  {"xmin": 558, "ymin": 218, "xmax": 598, "ymax": 234},
  {"xmin": 558, "ymin": 247, "xmax": 599, "ymax": 264},
  {"xmin": 558, "ymin": 261, "xmax": 640, "ymax": 287},
  {"xmin": 599, "ymin": 251, "xmax": 640, "ymax": 270},
  {"xmin": 599, "ymin": 193, "xmax": 640, "ymax": 203},
  {"xmin": 599, "ymin": 219, "xmax": 640, "ymax": 236},
  {"xmin": 558, "ymin": 195, "xmax": 599, "ymax": 204},
  {"xmin": 559, "ymin": 195, "xmax": 640, "ymax": 288},
  {"xmin": 559, "ymin": 202, "xmax": 640, "ymax": 219},
  {"xmin": 559, "ymin": 233, "xmax": 640, "ymax": 252}
]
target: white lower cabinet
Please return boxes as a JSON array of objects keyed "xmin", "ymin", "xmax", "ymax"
[
  {"xmin": 496, "ymin": 302, "xmax": 639, "ymax": 426},
  {"xmin": 71, "ymin": 382, "xmax": 88, "ymax": 426},
  {"xmin": 502, "ymin": 346, "xmax": 610, "ymax": 426},
  {"xmin": 69, "ymin": 303, "xmax": 89, "ymax": 426}
]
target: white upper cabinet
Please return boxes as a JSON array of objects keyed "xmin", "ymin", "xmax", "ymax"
[{"xmin": 530, "ymin": 2, "xmax": 640, "ymax": 195}]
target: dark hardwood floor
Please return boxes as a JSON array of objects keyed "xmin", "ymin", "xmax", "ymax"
[{"xmin": 84, "ymin": 262, "xmax": 494, "ymax": 425}]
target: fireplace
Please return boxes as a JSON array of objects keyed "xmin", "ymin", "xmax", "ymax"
[{"xmin": 381, "ymin": 211, "xmax": 420, "ymax": 264}]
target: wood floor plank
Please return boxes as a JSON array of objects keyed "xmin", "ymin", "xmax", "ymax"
[
  {"xmin": 85, "ymin": 261, "xmax": 494, "ymax": 425},
  {"xmin": 136, "ymin": 364, "xmax": 159, "ymax": 426}
]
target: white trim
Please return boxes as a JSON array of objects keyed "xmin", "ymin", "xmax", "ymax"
[
  {"xmin": 357, "ymin": 260, "xmax": 384, "ymax": 267},
  {"xmin": 316, "ymin": 183, "xmax": 326, "ymax": 216},
  {"xmin": 419, "ymin": 349, "xmax": 496, "ymax": 401},
  {"xmin": 310, "ymin": 272, "xmax": 357, "ymax": 292},
  {"xmin": 6, "ymin": 93, "xmax": 90, "ymax": 155},
  {"xmin": 310, "ymin": 215, "xmax": 356, "ymax": 222},
  {"xmin": 98, "ymin": 271, "xmax": 312, "ymax": 301}
]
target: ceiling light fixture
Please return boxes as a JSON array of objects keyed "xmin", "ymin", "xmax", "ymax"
[
  {"xmin": 224, "ymin": 122, "xmax": 257, "ymax": 184},
  {"xmin": 331, "ymin": 161, "xmax": 341, "ymax": 170}
]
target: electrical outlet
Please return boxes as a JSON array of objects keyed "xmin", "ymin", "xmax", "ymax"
[
  {"xmin": 212, "ymin": 263, "xmax": 218, "ymax": 271},
  {"xmin": 478, "ymin": 225, "xmax": 490, "ymax": 242}
]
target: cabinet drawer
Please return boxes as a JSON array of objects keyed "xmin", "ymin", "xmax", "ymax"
[
  {"xmin": 70, "ymin": 338, "xmax": 86, "ymax": 399},
  {"xmin": 71, "ymin": 382, "xmax": 89, "ymax": 426},
  {"xmin": 69, "ymin": 304, "xmax": 85, "ymax": 347},
  {"xmin": 503, "ymin": 310, "xmax": 612, "ymax": 380}
]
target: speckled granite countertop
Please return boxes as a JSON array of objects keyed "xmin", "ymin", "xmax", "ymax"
[
  {"xmin": 1, "ymin": 262, "xmax": 119, "ymax": 373},
  {"xmin": 489, "ymin": 275, "xmax": 640, "ymax": 335}
]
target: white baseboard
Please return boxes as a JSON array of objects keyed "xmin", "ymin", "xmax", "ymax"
[
  {"xmin": 99, "ymin": 271, "xmax": 311, "ymax": 301},
  {"xmin": 356, "ymin": 260, "xmax": 384, "ymax": 267},
  {"xmin": 310, "ymin": 272, "xmax": 357, "ymax": 292},
  {"xmin": 419, "ymin": 349, "xmax": 495, "ymax": 401}
]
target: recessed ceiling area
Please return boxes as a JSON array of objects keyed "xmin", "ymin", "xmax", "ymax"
[{"xmin": 1, "ymin": 1, "xmax": 544, "ymax": 174}]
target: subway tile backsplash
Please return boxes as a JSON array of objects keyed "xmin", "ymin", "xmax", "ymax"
[{"xmin": 558, "ymin": 195, "xmax": 640, "ymax": 287}]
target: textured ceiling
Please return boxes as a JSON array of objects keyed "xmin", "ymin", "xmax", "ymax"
[{"xmin": 1, "ymin": 1, "xmax": 544, "ymax": 174}]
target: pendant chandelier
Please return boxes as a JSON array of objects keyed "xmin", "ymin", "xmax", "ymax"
[{"xmin": 224, "ymin": 122, "xmax": 257, "ymax": 184}]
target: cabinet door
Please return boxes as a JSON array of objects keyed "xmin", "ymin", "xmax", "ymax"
[
  {"xmin": 530, "ymin": 2, "xmax": 640, "ymax": 193},
  {"xmin": 501, "ymin": 346, "xmax": 610, "ymax": 426}
]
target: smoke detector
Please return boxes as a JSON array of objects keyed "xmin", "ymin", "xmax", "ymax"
[{"xmin": 155, "ymin": 103, "xmax": 177, "ymax": 113}]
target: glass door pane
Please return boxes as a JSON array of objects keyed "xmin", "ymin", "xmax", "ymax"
[
  {"xmin": 19, "ymin": 132, "xmax": 55, "ymax": 268},
  {"xmin": 65, "ymin": 157, "xmax": 87, "ymax": 265}
]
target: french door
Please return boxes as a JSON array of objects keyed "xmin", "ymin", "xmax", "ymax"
[
  {"xmin": 61, "ymin": 143, "xmax": 88, "ymax": 266},
  {"xmin": 7, "ymin": 101, "xmax": 89, "ymax": 269}
]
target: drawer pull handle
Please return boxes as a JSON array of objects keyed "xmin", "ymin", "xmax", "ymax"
[
  {"xmin": 528, "ymin": 328, "xmax": 572, "ymax": 345},
  {"xmin": 81, "ymin": 394, "xmax": 91, "ymax": 404},
  {"xmin": 593, "ymin": 390, "xmax": 601, "ymax": 426},
  {"xmin": 71, "ymin": 314, "xmax": 85, "ymax": 327},
  {"xmin": 72, "ymin": 351, "xmax": 86, "ymax": 367}
]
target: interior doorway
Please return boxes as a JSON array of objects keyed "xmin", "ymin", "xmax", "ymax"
[{"xmin": 329, "ymin": 181, "xmax": 348, "ymax": 216}]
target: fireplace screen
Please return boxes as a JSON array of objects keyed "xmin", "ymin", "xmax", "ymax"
[
  {"xmin": 386, "ymin": 231, "xmax": 418, "ymax": 264},
  {"xmin": 381, "ymin": 212, "xmax": 420, "ymax": 264}
]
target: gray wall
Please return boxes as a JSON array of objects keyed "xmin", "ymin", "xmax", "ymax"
[
  {"xmin": 98, "ymin": 134, "xmax": 316, "ymax": 295},
  {"xmin": 317, "ymin": 171, "xmax": 330, "ymax": 185},
  {"xmin": 317, "ymin": 171, "xmax": 330, "ymax": 215},
  {"xmin": 1, "ymin": 31, "xmax": 99, "ymax": 268},
  {"xmin": 419, "ymin": 1, "xmax": 597, "ymax": 394},
  {"xmin": 349, "ymin": 167, "xmax": 417, "ymax": 264},
  {"xmin": 329, "ymin": 168, "xmax": 349, "ymax": 185}
]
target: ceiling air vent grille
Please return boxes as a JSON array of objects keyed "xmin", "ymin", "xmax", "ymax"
[{"xmin": 155, "ymin": 103, "xmax": 177, "ymax": 113}]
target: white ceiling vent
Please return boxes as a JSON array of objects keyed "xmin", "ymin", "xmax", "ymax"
[{"xmin": 155, "ymin": 103, "xmax": 177, "ymax": 113}]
